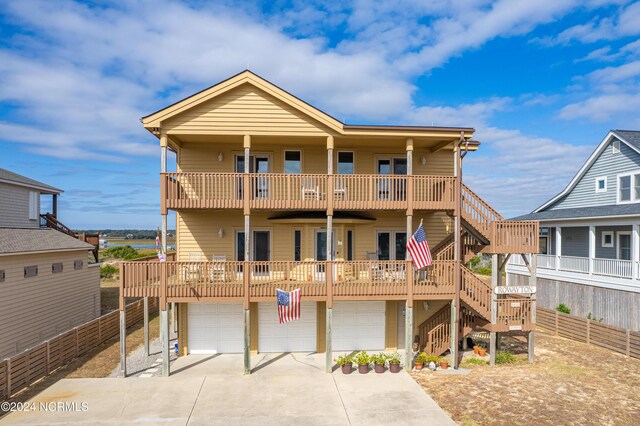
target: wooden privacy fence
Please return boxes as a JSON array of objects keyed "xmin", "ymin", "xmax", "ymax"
[
  {"xmin": 0, "ymin": 298, "xmax": 159, "ymax": 402},
  {"xmin": 538, "ymin": 307, "xmax": 640, "ymax": 359}
]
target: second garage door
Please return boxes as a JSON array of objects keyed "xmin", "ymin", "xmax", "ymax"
[
  {"xmin": 333, "ymin": 301, "xmax": 385, "ymax": 351},
  {"xmin": 258, "ymin": 302, "xmax": 317, "ymax": 352}
]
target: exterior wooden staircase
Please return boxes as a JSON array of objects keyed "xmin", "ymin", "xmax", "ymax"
[
  {"xmin": 40, "ymin": 213, "xmax": 100, "ymax": 262},
  {"xmin": 417, "ymin": 183, "xmax": 535, "ymax": 355}
]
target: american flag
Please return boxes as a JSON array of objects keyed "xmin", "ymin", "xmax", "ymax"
[
  {"xmin": 277, "ymin": 288, "xmax": 301, "ymax": 324},
  {"xmin": 406, "ymin": 222, "xmax": 433, "ymax": 269}
]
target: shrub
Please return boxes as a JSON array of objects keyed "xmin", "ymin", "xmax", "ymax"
[
  {"xmin": 495, "ymin": 351, "xmax": 518, "ymax": 365},
  {"xmin": 468, "ymin": 256, "xmax": 481, "ymax": 268},
  {"xmin": 586, "ymin": 313, "xmax": 603, "ymax": 322},
  {"xmin": 475, "ymin": 267, "xmax": 492, "ymax": 276},
  {"xmin": 556, "ymin": 303, "xmax": 571, "ymax": 314},
  {"xmin": 100, "ymin": 264, "xmax": 118, "ymax": 279},
  {"xmin": 102, "ymin": 245, "xmax": 144, "ymax": 260}
]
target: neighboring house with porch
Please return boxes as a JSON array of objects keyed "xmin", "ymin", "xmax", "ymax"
[
  {"xmin": 507, "ymin": 130, "xmax": 640, "ymax": 331},
  {"xmin": 118, "ymin": 70, "xmax": 539, "ymax": 376},
  {"xmin": 0, "ymin": 168, "xmax": 100, "ymax": 360}
]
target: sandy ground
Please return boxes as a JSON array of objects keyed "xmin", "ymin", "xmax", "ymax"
[{"xmin": 413, "ymin": 329, "xmax": 640, "ymax": 426}]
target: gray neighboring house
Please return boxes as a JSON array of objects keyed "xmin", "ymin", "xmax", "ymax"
[
  {"xmin": 0, "ymin": 168, "xmax": 100, "ymax": 360},
  {"xmin": 506, "ymin": 130, "xmax": 640, "ymax": 331}
]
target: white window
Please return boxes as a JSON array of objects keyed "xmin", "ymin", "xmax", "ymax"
[
  {"xmin": 617, "ymin": 171, "xmax": 640, "ymax": 203},
  {"xmin": 595, "ymin": 176, "xmax": 607, "ymax": 193},
  {"xmin": 601, "ymin": 231, "xmax": 613, "ymax": 248},
  {"xmin": 28, "ymin": 191, "xmax": 38, "ymax": 220},
  {"xmin": 612, "ymin": 140, "xmax": 620, "ymax": 154}
]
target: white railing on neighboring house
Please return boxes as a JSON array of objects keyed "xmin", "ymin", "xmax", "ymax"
[
  {"xmin": 538, "ymin": 254, "xmax": 557, "ymax": 270},
  {"xmin": 593, "ymin": 258, "xmax": 633, "ymax": 279},
  {"xmin": 508, "ymin": 255, "xmax": 636, "ymax": 280}
]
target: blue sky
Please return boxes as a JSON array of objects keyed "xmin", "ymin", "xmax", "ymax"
[{"xmin": 1, "ymin": 0, "xmax": 639, "ymax": 229}]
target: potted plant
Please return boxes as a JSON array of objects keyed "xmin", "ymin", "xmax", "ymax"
[
  {"xmin": 388, "ymin": 352, "xmax": 401, "ymax": 373},
  {"xmin": 439, "ymin": 356, "xmax": 449, "ymax": 369},
  {"xmin": 335, "ymin": 354, "xmax": 353, "ymax": 374},
  {"xmin": 425, "ymin": 354, "xmax": 440, "ymax": 371},
  {"xmin": 371, "ymin": 352, "xmax": 387, "ymax": 373},
  {"xmin": 414, "ymin": 352, "xmax": 428, "ymax": 370},
  {"xmin": 477, "ymin": 342, "xmax": 487, "ymax": 357},
  {"xmin": 353, "ymin": 351, "xmax": 371, "ymax": 374}
]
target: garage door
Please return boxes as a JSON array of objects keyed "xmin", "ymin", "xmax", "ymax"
[
  {"xmin": 258, "ymin": 302, "xmax": 317, "ymax": 352},
  {"xmin": 333, "ymin": 301, "xmax": 385, "ymax": 351},
  {"xmin": 188, "ymin": 303, "xmax": 244, "ymax": 354}
]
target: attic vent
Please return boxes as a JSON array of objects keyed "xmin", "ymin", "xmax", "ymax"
[
  {"xmin": 24, "ymin": 265, "xmax": 38, "ymax": 278},
  {"xmin": 612, "ymin": 140, "xmax": 620, "ymax": 154},
  {"xmin": 52, "ymin": 262, "xmax": 63, "ymax": 273},
  {"xmin": 74, "ymin": 260, "xmax": 84, "ymax": 270},
  {"xmin": 0, "ymin": 270, "xmax": 5, "ymax": 282}
]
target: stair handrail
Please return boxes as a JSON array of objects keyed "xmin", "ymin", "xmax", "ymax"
[
  {"xmin": 460, "ymin": 266, "xmax": 492, "ymax": 318},
  {"xmin": 417, "ymin": 304, "xmax": 451, "ymax": 351},
  {"xmin": 460, "ymin": 183, "xmax": 503, "ymax": 236},
  {"xmin": 40, "ymin": 213, "xmax": 76, "ymax": 238}
]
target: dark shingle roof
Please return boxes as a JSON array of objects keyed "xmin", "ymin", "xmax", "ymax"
[
  {"xmin": 0, "ymin": 228, "xmax": 93, "ymax": 255},
  {"xmin": 613, "ymin": 130, "xmax": 640, "ymax": 152},
  {"xmin": 511, "ymin": 204, "xmax": 640, "ymax": 221},
  {"xmin": 0, "ymin": 168, "xmax": 61, "ymax": 194}
]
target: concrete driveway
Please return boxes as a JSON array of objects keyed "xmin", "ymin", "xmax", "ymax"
[{"xmin": 1, "ymin": 353, "xmax": 454, "ymax": 425}]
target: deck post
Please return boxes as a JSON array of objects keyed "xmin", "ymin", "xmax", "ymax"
[
  {"xmin": 449, "ymin": 300, "xmax": 457, "ymax": 366},
  {"xmin": 452, "ymin": 136, "xmax": 464, "ymax": 368},
  {"xmin": 144, "ymin": 297, "xmax": 149, "ymax": 356},
  {"xmin": 244, "ymin": 308, "xmax": 251, "ymax": 375},
  {"xmin": 325, "ymin": 307, "xmax": 333, "ymax": 373},
  {"xmin": 528, "ymin": 254, "xmax": 537, "ymax": 364},
  {"xmin": 119, "ymin": 309, "xmax": 126, "ymax": 377},
  {"xmin": 52, "ymin": 193, "xmax": 58, "ymax": 217},
  {"xmin": 490, "ymin": 254, "xmax": 499, "ymax": 366},
  {"xmin": 404, "ymin": 302, "xmax": 413, "ymax": 371},
  {"xmin": 160, "ymin": 306, "xmax": 170, "ymax": 377}
]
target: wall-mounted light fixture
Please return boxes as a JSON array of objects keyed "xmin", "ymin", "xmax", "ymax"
[
  {"xmin": 420, "ymin": 155, "xmax": 427, "ymax": 165},
  {"xmin": 423, "ymin": 301, "xmax": 429, "ymax": 312},
  {"xmin": 217, "ymin": 228, "xmax": 224, "ymax": 238},
  {"xmin": 217, "ymin": 152, "xmax": 224, "ymax": 162}
]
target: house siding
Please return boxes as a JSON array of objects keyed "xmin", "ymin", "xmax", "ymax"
[
  {"xmin": 0, "ymin": 250, "xmax": 100, "ymax": 359},
  {"xmin": 595, "ymin": 225, "xmax": 632, "ymax": 259},
  {"xmin": 561, "ymin": 227, "xmax": 589, "ymax": 257},
  {"xmin": 550, "ymin": 139, "xmax": 640, "ymax": 210},
  {"xmin": 0, "ymin": 182, "xmax": 40, "ymax": 228}
]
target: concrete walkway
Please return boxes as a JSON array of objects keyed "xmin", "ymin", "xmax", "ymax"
[{"xmin": 1, "ymin": 353, "xmax": 454, "ymax": 425}]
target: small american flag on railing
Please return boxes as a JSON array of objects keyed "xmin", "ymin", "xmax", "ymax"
[
  {"xmin": 407, "ymin": 221, "xmax": 433, "ymax": 270},
  {"xmin": 277, "ymin": 288, "xmax": 301, "ymax": 324}
]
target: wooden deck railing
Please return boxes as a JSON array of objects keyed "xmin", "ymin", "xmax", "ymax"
[
  {"xmin": 162, "ymin": 173, "xmax": 456, "ymax": 211},
  {"xmin": 494, "ymin": 298, "xmax": 535, "ymax": 332},
  {"xmin": 490, "ymin": 220, "xmax": 539, "ymax": 254},
  {"xmin": 460, "ymin": 267, "xmax": 492, "ymax": 318},
  {"xmin": 460, "ymin": 183, "xmax": 503, "ymax": 237},
  {"xmin": 120, "ymin": 260, "xmax": 459, "ymax": 301}
]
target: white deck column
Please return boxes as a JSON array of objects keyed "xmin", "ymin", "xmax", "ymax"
[
  {"xmin": 325, "ymin": 307, "xmax": 333, "ymax": 373},
  {"xmin": 143, "ymin": 297, "xmax": 149, "ymax": 356},
  {"xmin": 555, "ymin": 227, "xmax": 562, "ymax": 270},
  {"xmin": 589, "ymin": 226, "xmax": 596, "ymax": 275},
  {"xmin": 160, "ymin": 307, "xmax": 170, "ymax": 377},
  {"xmin": 633, "ymin": 224, "xmax": 640, "ymax": 280},
  {"xmin": 405, "ymin": 303, "xmax": 413, "ymax": 371},
  {"xmin": 119, "ymin": 309, "xmax": 126, "ymax": 377}
]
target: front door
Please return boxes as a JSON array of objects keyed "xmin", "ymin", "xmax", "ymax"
[
  {"xmin": 376, "ymin": 231, "xmax": 406, "ymax": 260},
  {"xmin": 315, "ymin": 229, "xmax": 336, "ymax": 278},
  {"xmin": 618, "ymin": 233, "xmax": 631, "ymax": 261},
  {"xmin": 235, "ymin": 155, "xmax": 270, "ymax": 199}
]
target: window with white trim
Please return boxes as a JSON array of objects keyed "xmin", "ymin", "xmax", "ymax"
[
  {"xmin": 28, "ymin": 191, "xmax": 38, "ymax": 220},
  {"xmin": 612, "ymin": 140, "xmax": 620, "ymax": 154},
  {"xmin": 595, "ymin": 176, "xmax": 607, "ymax": 193},
  {"xmin": 601, "ymin": 231, "xmax": 613, "ymax": 248},
  {"xmin": 618, "ymin": 171, "xmax": 640, "ymax": 203}
]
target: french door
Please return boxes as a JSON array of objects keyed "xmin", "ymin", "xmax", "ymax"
[
  {"xmin": 315, "ymin": 229, "xmax": 336, "ymax": 277},
  {"xmin": 377, "ymin": 158, "xmax": 407, "ymax": 200},
  {"xmin": 376, "ymin": 231, "xmax": 407, "ymax": 260},
  {"xmin": 235, "ymin": 155, "xmax": 270, "ymax": 198}
]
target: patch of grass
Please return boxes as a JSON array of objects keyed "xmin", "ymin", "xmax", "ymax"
[
  {"xmin": 461, "ymin": 358, "xmax": 489, "ymax": 367},
  {"xmin": 495, "ymin": 351, "xmax": 524, "ymax": 365}
]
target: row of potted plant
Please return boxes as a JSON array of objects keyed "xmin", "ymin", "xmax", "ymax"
[
  {"xmin": 414, "ymin": 352, "xmax": 449, "ymax": 371},
  {"xmin": 335, "ymin": 351, "xmax": 402, "ymax": 374}
]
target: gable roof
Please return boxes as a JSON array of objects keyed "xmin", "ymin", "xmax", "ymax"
[
  {"xmin": 142, "ymin": 70, "xmax": 475, "ymax": 139},
  {"xmin": 534, "ymin": 130, "xmax": 640, "ymax": 212},
  {"xmin": 0, "ymin": 168, "xmax": 62, "ymax": 194},
  {"xmin": 0, "ymin": 228, "xmax": 93, "ymax": 255}
]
